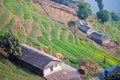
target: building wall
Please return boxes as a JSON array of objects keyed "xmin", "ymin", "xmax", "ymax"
[
  {"xmin": 87, "ymin": 29, "xmax": 95, "ymax": 35},
  {"xmin": 44, "ymin": 64, "xmax": 62, "ymax": 77},
  {"xmin": 102, "ymin": 39, "xmax": 110, "ymax": 45}
]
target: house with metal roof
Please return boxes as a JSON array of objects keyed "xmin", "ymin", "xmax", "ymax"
[
  {"xmin": 79, "ymin": 25, "xmax": 95, "ymax": 35},
  {"xmin": 76, "ymin": 20, "xmax": 84, "ymax": 27},
  {"xmin": 17, "ymin": 44, "xmax": 62, "ymax": 77},
  {"xmin": 89, "ymin": 32, "xmax": 110, "ymax": 45}
]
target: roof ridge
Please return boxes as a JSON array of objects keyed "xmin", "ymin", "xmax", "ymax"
[{"xmin": 21, "ymin": 44, "xmax": 60, "ymax": 61}]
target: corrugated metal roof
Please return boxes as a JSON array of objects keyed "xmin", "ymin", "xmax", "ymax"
[
  {"xmin": 18, "ymin": 44, "xmax": 60, "ymax": 70},
  {"xmin": 79, "ymin": 25, "xmax": 91, "ymax": 33},
  {"xmin": 90, "ymin": 32, "xmax": 110, "ymax": 40}
]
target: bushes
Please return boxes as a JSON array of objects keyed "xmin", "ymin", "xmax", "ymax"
[
  {"xmin": 77, "ymin": 2, "xmax": 92, "ymax": 20},
  {"xmin": 96, "ymin": 10, "xmax": 110, "ymax": 23},
  {"xmin": 1, "ymin": 32, "xmax": 22, "ymax": 57}
]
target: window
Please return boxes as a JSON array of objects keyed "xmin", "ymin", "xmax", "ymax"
[{"xmin": 50, "ymin": 66, "xmax": 54, "ymax": 72}]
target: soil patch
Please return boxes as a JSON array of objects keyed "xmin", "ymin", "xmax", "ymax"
[
  {"xmin": 12, "ymin": 17, "xmax": 24, "ymax": 36},
  {"xmin": 57, "ymin": 27, "xmax": 62, "ymax": 39},
  {"xmin": 0, "ymin": 12, "xmax": 14, "ymax": 30},
  {"xmin": 24, "ymin": 18, "xmax": 34, "ymax": 37},
  {"xmin": 66, "ymin": 31, "xmax": 69, "ymax": 41},
  {"xmin": 35, "ymin": 30, "xmax": 42, "ymax": 39}
]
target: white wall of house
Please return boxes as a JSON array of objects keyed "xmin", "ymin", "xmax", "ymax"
[
  {"xmin": 44, "ymin": 64, "xmax": 62, "ymax": 77},
  {"xmin": 102, "ymin": 39, "xmax": 110, "ymax": 44},
  {"xmin": 87, "ymin": 29, "xmax": 95, "ymax": 35}
]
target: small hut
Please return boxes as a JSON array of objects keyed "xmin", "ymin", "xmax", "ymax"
[
  {"xmin": 89, "ymin": 32, "xmax": 110, "ymax": 45},
  {"xmin": 17, "ymin": 44, "xmax": 62, "ymax": 77},
  {"xmin": 78, "ymin": 24, "xmax": 95, "ymax": 35}
]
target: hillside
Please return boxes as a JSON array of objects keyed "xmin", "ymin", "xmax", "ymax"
[
  {"xmin": 0, "ymin": 49, "xmax": 45, "ymax": 80},
  {"xmin": 0, "ymin": 0, "xmax": 120, "ymax": 79}
]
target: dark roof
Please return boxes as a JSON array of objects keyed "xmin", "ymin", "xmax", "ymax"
[
  {"xmin": 90, "ymin": 32, "xmax": 103, "ymax": 39},
  {"xmin": 105, "ymin": 65, "xmax": 120, "ymax": 73},
  {"xmin": 79, "ymin": 25, "xmax": 91, "ymax": 33},
  {"xmin": 76, "ymin": 20, "xmax": 83, "ymax": 26},
  {"xmin": 90, "ymin": 32, "xmax": 110, "ymax": 40},
  {"xmin": 19, "ymin": 44, "xmax": 60, "ymax": 70}
]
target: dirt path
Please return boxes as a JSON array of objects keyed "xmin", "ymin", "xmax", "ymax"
[
  {"xmin": 57, "ymin": 27, "xmax": 62, "ymax": 40},
  {"xmin": 12, "ymin": 17, "xmax": 24, "ymax": 36},
  {"xmin": 35, "ymin": 30, "xmax": 42, "ymax": 40},
  {"xmin": 24, "ymin": 18, "xmax": 34, "ymax": 37},
  {"xmin": 0, "ymin": 12, "xmax": 14, "ymax": 30},
  {"xmin": 65, "ymin": 31, "xmax": 69, "ymax": 41}
]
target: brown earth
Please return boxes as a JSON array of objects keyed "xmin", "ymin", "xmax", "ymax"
[
  {"xmin": 0, "ymin": 0, "xmax": 2, "ymax": 3},
  {"xmin": 12, "ymin": 17, "xmax": 24, "ymax": 36},
  {"xmin": 48, "ymin": 33, "xmax": 52, "ymax": 41},
  {"xmin": 0, "ymin": 12, "xmax": 14, "ymax": 30},
  {"xmin": 57, "ymin": 27, "xmax": 62, "ymax": 39},
  {"xmin": 66, "ymin": 31, "xmax": 70, "ymax": 41},
  {"xmin": 46, "ymin": 25, "xmax": 52, "ymax": 33},
  {"xmin": 35, "ymin": 30, "xmax": 42, "ymax": 39},
  {"xmin": 0, "ymin": 8, "xmax": 2, "ymax": 17},
  {"xmin": 24, "ymin": 18, "xmax": 34, "ymax": 37},
  {"xmin": 41, "ymin": 0, "xmax": 78, "ymax": 24}
]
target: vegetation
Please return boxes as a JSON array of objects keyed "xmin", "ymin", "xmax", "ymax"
[
  {"xmin": 68, "ymin": 21, "xmax": 76, "ymax": 27},
  {"xmin": 96, "ymin": 10, "xmax": 110, "ymax": 23},
  {"xmin": 77, "ymin": 2, "xmax": 92, "ymax": 20},
  {"xmin": 95, "ymin": 0, "xmax": 104, "ymax": 10},
  {"xmin": 0, "ymin": 0, "xmax": 120, "ymax": 79},
  {"xmin": 111, "ymin": 11, "xmax": 120, "ymax": 21},
  {"xmin": 2, "ymin": 32, "xmax": 22, "ymax": 57},
  {"xmin": 104, "ymin": 70, "xmax": 120, "ymax": 80},
  {"xmin": 0, "ymin": 54, "xmax": 45, "ymax": 80}
]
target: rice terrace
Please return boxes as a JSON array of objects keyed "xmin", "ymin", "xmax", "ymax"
[{"xmin": 0, "ymin": 0, "xmax": 120, "ymax": 80}]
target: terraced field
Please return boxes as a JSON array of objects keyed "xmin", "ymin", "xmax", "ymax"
[
  {"xmin": 88, "ymin": 18, "xmax": 120, "ymax": 44},
  {"xmin": 0, "ymin": 0, "xmax": 120, "ymax": 79}
]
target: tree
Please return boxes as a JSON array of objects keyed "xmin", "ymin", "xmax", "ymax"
[
  {"xmin": 96, "ymin": 10, "xmax": 109, "ymax": 23},
  {"xmin": 77, "ymin": 2, "xmax": 92, "ymax": 20},
  {"xmin": 111, "ymin": 11, "xmax": 120, "ymax": 21},
  {"xmin": 3, "ymin": 32, "xmax": 22, "ymax": 57},
  {"xmin": 95, "ymin": 0, "xmax": 104, "ymax": 11}
]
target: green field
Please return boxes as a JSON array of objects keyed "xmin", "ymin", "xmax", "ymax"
[
  {"xmin": 90, "ymin": 20, "xmax": 120, "ymax": 43},
  {"xmin": 0, "ymin": 0, "xmax": 120, "ymax": 79},
  {"xmin": 0, "ymin": 53, "xmax": 45, "ymax": 80}
]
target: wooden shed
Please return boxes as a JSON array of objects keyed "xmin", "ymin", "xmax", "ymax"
[
  {"xmin": 17, "ymin": 44, "xmax": 62, "ymax": 77},
  {"xmin": 89, "ymin": 32, "xmax": 110, "ymax": 45}
]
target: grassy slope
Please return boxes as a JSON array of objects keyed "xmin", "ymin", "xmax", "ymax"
[
  {"xmin": 89, "ymin": 18, "xmax": 120, "ymax": 43},
  {"xmin": 0, "ymin": 0, "xmax": 120, "ymax": 79},
  {"xmin": 0, "ymin": 53, "xmax": 45, "ymax": 80}
]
